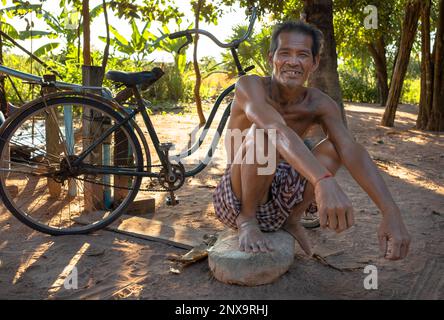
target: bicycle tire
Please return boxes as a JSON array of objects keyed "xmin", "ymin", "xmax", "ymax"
[{"xmin": 0, "ymin": 95, "xmax": 144, "ymax": 235}]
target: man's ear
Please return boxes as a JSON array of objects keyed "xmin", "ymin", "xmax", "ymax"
[
  {"xmin": 268, "ymin": 51, "xmax": 273, "ymax": 67},
  {"xmin": 311, "ymin": 55, "xmax": 320, "ymax": 73}
]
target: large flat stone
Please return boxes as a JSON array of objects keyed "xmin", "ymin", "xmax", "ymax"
[{"xmin": 208, "ymin": 229, "xmax": 295, "ymax": 286}]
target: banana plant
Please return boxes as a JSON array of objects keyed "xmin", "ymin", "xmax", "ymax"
[
  {"xmin": 0, "ymin": 0, "xmax": 108, "ymax": 63},
  {"xmin": 41, "ymin": 1, "xmax": 107, "ymax": 55},
  {"xmin": 99, "ymin": 19, "xmax": 155, "ymax": 66},
  {"xmin": 147, "ymin": 23, "xmax": 193, "ymax": 101},
  {"xmin": 154, "ymin": 23, "xmax": 193, "ymax": 74},
  {"xmin": 0, "ymin": 2, "xmax": 60, "ymax": 58}
]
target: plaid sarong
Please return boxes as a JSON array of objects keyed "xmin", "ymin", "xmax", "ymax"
[{"xmin": 212, "ymin": 161, "xmax": 308, "ymax": 232}]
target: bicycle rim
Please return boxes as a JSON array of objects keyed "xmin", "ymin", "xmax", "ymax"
[{"xmin": 0, "ymin": 96, "xmax": 143, "ymax": 235}]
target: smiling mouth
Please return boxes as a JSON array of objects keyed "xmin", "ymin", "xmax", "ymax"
[{"xmin": 283, "ymin": 70, "xmax": 303, "ymax": 77}]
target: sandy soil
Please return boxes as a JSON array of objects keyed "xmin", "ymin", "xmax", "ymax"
[{"xmin": 0, "ymin": 102, "xmax": 443, "ymax": 300}]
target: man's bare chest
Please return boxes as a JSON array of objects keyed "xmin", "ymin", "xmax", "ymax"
[{"xmin": 272, "ymin": 103, "xmax": 318, "ymax": 135}]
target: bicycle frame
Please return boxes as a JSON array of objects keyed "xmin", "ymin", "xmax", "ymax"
[
  {"xmin": 73, "ymin": 83, "xmax": 235, "ymax": 178},
  {"xmin": 0, "ymin": 65, "xmax": 113, "ymax": 98},
  {"xmin": 0, "ymin": 64, "xmax": 235, "ymax": 179}
]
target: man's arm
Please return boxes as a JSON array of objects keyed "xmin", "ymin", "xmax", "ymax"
[
  {"xmin": 318, "ymin": 94, "xmax": 411, "ymax": 260},
  {"xmin": 235, "ymin": 75, "xmax": 353, "ymax": 224},
  {"xmin": 235, "ymin": 76, "xmax": 329, "ymax": 185}
]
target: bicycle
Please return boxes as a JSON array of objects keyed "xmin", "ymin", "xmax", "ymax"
[{"xmin": 0, "ymin": 7, "xmax": 258, "ymax": 236}]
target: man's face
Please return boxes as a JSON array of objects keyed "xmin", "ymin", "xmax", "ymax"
[{"xmin": 269, "ymin": 31, "xmax": 319, "ymax": 89}]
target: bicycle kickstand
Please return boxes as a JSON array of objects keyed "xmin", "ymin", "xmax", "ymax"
[{"xmin": 160, "ymin": 142, "xmax": 180, "ymax": 206}]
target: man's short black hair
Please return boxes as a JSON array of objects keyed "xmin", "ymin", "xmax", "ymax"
[{"xmin": 269, "ymin": 21, "xmax": 324, "ymax": 60}]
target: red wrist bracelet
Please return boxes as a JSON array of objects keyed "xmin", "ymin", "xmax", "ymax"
[{"xmin": 314, "ymin": 172, "xmax": 333, "ymax": 187}]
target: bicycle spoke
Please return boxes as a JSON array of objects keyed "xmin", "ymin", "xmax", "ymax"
[{"xmin": 8, "ymin": 139, "xmax": 61, "ymax": 163}]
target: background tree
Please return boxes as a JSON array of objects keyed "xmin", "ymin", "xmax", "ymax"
[
  {"xmin": 1, "ymin": 0, "xmax": 440, "ymax": 132},
  {"xmin": 192, "ymin": 0, "xmax": 205, "ymax": 126},
  {"xmin": 67, "ymin": 0, "xmax": 181, "ymax": 84},
  {"xmin": 82, "ymin": 0, "xmax": 91, "ymax": 66},
  {"xmin": 417, "ymin": 0, "xmax": 434, "ymax": 130},
  {"xmin": 381, "ymin": 0, "xmax": 421, "ymax": 127},
  {"xmin": 417, "ymin": 0, "xmax": 444, "ymax": 131},
  {"xmin": 429, "ymin": 0, "xmax": 444, "ymax": 130},
  {"xmin": 303, "ymin": 0, "xmax": 346, "ymax": 123},
  {"xmin": 334, "ymin": 0, "xmax": 404, "ymax": 106}
]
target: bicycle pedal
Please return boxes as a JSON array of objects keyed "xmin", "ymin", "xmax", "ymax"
[{"xmin": 165, "ymin": 195, "xmax": 179, "ymax": 206}]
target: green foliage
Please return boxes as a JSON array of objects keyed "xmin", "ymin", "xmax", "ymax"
[
  {"xmin": 339, "ymin": 70, "xmax": 379, "ymax": 103},
  {"xmin": 106, "ymin": 0, "xmax": 182, "ymax": 22},
  {"xmin": 0, "ymin": 20, "xmax": 19, "ymax": 41},
  {"xmin": 400, "ymin": 78, "xmax": 420, "ymax": 104},
  {"xmin": 32, "ymin": 42, "xmax": 60, "ymax": 57},
  {"xmin": 0, "ymin": 2, "xmax": 61, "ymax": 56},
  {"xmin": 145, "ymin": 23, "xmax": 192, "ymax": 102},
  {"xmin": 191, "ymin": 0, "xmax": 221, "ymax": 24},
  {"xmin": 153, "ymin": 24, "xmax": 190, "ymax": 74},
  {"xmin": 221, "ymin": 0, "xmax": 303, "ymax": 20},
  {"xmin": 0, "ymin": 0, "xmax": 423, "ymax": 109},
  {"xmin": 3, "ymin": 53, "xmax": 45, "ymax": 103},
  {"xmin": 99, "ymin": 19, "xmax": 155, "ymax": 65},
  {"xmin": 338, "ymin": 58, "xmax": 378, "ymax": 103},
  {"xmin": 221, "ymin": 24, "xmax": 272, "ymax": 76}
]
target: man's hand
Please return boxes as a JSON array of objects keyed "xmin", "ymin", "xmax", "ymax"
[
  {"xmin": 378, "ymin": 214, "xmax": 410, "ymax": 260},
  {"xmin": 314, "ymin": 177, "xmax": 354, "ymax": 232}
]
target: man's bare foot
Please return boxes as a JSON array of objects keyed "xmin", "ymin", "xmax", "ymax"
[
  {"xmin": 237, "ymin": 218, "xmax": 273, "ymax": 253},
  {"xmin": 282, "ymin": 219, "xmax": 312, "ymax": 256}
]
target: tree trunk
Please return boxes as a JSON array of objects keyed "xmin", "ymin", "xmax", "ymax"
[
  {"xmin": 427, "ymin": 0, "xmax": 444, "ymax": 131},
  {"xmin": 82, "ymin": 0, "xmax": 91, "ymax": 66},
  {"xmin": 0, "ymin": 28, "xmax": 8, "ymax": 117},
  {"xmin": 417, "ymin": 0, "xmax": 433, "ymax": 129},
  {"xmin": 303, "ymin": 0, "xmax": 346, "ymax": 124},
  {"xmin": 368, "ymin": 36, "xmax": 389, "ymax": 106},
  {"xmin": 381, "ymin": 0, "xmax": 421, "ymax": 127},
  {"xmin": 101, "ymin": 0, "xmax": 110, "ymax": 72},
  {"xmin": 193, "ymin": 0, "xmax": 206, "ymax": 126},
  {"xmin": 82, "ymin": 66, "xmax": 105, "ymax": 211}
]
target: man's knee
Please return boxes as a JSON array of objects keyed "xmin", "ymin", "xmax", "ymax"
[{"xmin": 243, "ymin": 127, "xmax": 278, "ymax": 170}]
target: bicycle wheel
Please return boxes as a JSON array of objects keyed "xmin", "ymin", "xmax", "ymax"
[{"xmin": 0, "ymin": 95, "xmax": 144, "ymax": 235}]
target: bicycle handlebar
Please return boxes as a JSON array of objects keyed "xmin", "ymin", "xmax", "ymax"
[{"xmin": 168, "ymin": 6, "xmax": 258, "ymax": 48}]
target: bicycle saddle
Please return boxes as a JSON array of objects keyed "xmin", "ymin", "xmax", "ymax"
[{"xmin": 106, "ymin": 67, "xmax": 164, "ymax": 87}]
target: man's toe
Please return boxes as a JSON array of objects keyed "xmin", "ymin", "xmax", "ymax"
[
  {"xmin": 250, "ymin": 243, "xmax": 260, "ymax": 253},
  {"xmin": 257, "ymin": 241, "xmax": 268, "ymax": 253},
  {"xmin": 265, "ymin": 240, "xmax": 274, "ymax": 251}
]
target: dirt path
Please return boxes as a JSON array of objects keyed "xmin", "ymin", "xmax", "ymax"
[{"xmin": 0, "ymin": 102, "xmax": 442, "ymax": 299}]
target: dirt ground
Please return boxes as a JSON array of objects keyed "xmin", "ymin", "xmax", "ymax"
[{"xmin": 0, "ymin": 102, "xmax": 442, "ymax": 300}]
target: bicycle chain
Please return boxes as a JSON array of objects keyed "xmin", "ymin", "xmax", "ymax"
[
  {"xmin": 71, "ymin": 162, "xmax": 185, "ymax": 192},
  {"xmin": 73, "ymin": 175, "xmax": 177, "ymax": 193}
]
